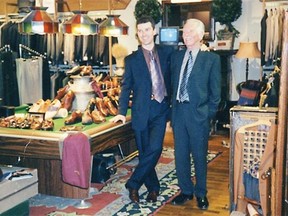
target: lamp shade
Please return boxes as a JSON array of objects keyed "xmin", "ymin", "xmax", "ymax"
[
  {"xmin": 99, "ymin": 15, "xmax": 129, "ymax": 36},
  {"xmin": 235, "ymin": 42, "xmax": 261, "ymax": 59},
  {"xmin": 62, "ymin": 11, "xmax": 98, "ymax": 35},
  {"xmin": 18, "ymin": 7, "xmax": 58, "ymax": 35}
]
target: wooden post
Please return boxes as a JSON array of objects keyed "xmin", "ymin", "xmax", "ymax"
[{"xmin": 275, "ymin": 10, "xmax": 288, "ymax": 216}]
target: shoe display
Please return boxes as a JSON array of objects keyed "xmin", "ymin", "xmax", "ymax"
[
  {"xmin": 61, "ymin": 90, "xmax": 75, "ymax": 111},
  {"xmin": 38, "ymin": 99, "xmax": 51, "ymax": 113},
  {"xmin": 80, "ymin": 65, "xmax": 92, "ymax": 76},
  {"xmin": 91, "ymin": 109, "xmax": 106, "ymax": 123},
  {"xmin": 66, "ymin": 65, "xmax": 81, "ymax": 76},
  {"xmin": 29, "ymin": 99, "xmax": 44, "ymax": 112},
  {"xmin": 41, "ymin": 119, "xmax": 54, "ymax": 131},
  {"xmin": 30, "ymin": 119, "xmax": 42, "ymax": 130},
  {"xmin": 45, "ymin": 99, "xmax": 61, "ymax": 119},
  {"xmin": 196, "ymin": 196, "xmax": 209, "ymax": 210},
  {"xmin": 86, "ymin": 98, "xmax": 97, "ymax": 112},
  {"xmin": 103, "ymin": 97, "xmax": 118, "ymax": 116},
  {"xmin": 128, "ymin": 188, "xmax": 139, "ymax": 203},
  {"xmin": 146, "ymin": 191, "xmax": 159, "ymax": 202},
  {"xmin": 54, "ymin": 85, "xmax": 69, "ymax": 100},
  {"xmin": 64, "ymin": 110, "xmax": 82, "ymax": 125},
  {"xmin": 82, "ymin": 109, "xmax": 93, "ymax": 125},
  {"xmin": 171, "ymin": 193, "xmax": 193, "ymax": 205},
  {"xmin": 95, "ymin": 97, "xmax": 109, "ymax": 117},
  {"xmin": 54, "ymin": 108, "xmax": 68, "ymax": 118}
]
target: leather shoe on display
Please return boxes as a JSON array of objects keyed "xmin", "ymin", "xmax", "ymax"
[
  {"xmin": 128, "ymin": 188, "xmax": 139, "ymax": 203},
  {"xmin": 41, "ymin": 119, "xmax": 54, "ymax": 131},
  {"xmin": 54, "ymin": 85, "xmax": 69, "ymax": 100},
  {"xmin": 196, "ymin": 196, "xmax": 209, "ymax": 210},
  {"xmin": 38, "ymin": 99, "xmax": 51, "ymax": 113},
  {"xmin": 146, "ymin": 191, "xmax": 159, "ymax": 202},
  {"xmin": 61, "ymin": 90, "xmax": 75, "ymax": 111},
  {"xmin": 86, "ymin": 98, "xmax": 97, "ymax": 112},
  {"xmin": 103, "ymin": 97, "xmax": 118, "ymax": 116},
  {"xmin": 64, "ymin": 110, "xmax": 82, "ymax": 125},
  {"xmin": 80, "ymin": 65, "xmax": 92, "ymax": 76},
  {"xmin": 29, "ymin": 99, "xmax": 44, "ymax": 112},
  {"xmin": 95, "ymin": 97, "xmax": 109, "ymax": 116},
  {"xmin": 82, "ymin": 109, "xmax": 93, "ymax": 125},
  {"xmin": 91, "ymin": 109, "xmax": 106, "ymax": 123},
  {"xmin": 171, "ymin": 193, "xmax": 193, "ymax": 205}
]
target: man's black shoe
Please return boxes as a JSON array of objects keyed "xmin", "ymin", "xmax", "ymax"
[
  {"xmin": 171, "ymin": 193, "xmax": 193, "ymax": 205},
  {"xmin": 196, "ymin": 196, "xmax": 209, "ymax": 210}
]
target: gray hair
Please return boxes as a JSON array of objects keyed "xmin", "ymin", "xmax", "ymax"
[{"xmin": 184, "ymin": 19, "xmax": 205, "ymax": 39}]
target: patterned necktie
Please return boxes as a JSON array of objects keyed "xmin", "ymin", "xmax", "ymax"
[
  {"xmin": 149, "ymin": 51, "xmax": 165, "ymax": 103},
  {"xmin": 179, "ymin": 51, "xmax": 193, "ymax": 102}
]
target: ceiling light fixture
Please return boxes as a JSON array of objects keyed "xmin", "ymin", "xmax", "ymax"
[
  {"xmin": 99, "ymin": 14, "xmax": 128, "ymax": 36},
  {"xmin": 99, "ymin": 0, "xmax": 129, "ymax": 76},
  {"xmin": 62, "ymin": 0, "xmax": 98, "ymax": 35},
  {"xmin": 18, "ymin": 6, "xmax": 58, "ymax": 35},
  {"xmin": 62, "ymin": 10, "xmax": 98, "ymax": 35}
]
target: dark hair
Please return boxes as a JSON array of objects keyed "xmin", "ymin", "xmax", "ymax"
[{"xmin": 136, "ymin": 16, "xmax": 156, "ymax": 29}]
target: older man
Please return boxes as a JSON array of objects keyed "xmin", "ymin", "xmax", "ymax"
[{"xmin": 170, "ymin": 19, "xmax": 221, "ymax": 210}]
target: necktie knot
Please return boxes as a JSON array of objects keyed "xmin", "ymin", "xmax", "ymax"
[{"xmin": 149, "ymin": 51, "xmax": 155, "ymax": 61}]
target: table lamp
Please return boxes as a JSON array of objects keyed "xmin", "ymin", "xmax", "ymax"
[{"xmin": 235, "ymin": 41, "xmax": 261, "ymax": 81}]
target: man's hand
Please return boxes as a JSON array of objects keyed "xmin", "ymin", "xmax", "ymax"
[{"xmin": 109, "ymin": 114, "xmax": 126, "ymax": 124}]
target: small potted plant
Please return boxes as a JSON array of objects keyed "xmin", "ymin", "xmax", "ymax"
[
  {"xmin": 134, "ymin": 0, "xmax": 162, "ymax": 24},
  {"xmin": 212, "ymin": 0, "xmax": 242, "ymax": 45}
]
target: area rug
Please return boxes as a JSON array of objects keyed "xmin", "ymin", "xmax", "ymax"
[{"xmin": 29, "ymin": 148, "xmax": 221, "ymax": 216}]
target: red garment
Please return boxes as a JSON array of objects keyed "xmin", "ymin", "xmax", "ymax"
[{"xmin": 62, "ymin": 132, "xmax": 91, "ymax": 189}]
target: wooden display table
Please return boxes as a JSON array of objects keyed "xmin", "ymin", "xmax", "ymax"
[{"xmin": 0, "ymin": 107, "xmax": 134, "ymax": 199}]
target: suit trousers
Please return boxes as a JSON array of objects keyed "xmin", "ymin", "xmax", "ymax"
[
  {"xmin": 125, "ymin": 99, "xmax": 169, "ymax": 192},
  {"xmin": 172, "ymin": 102, "xmax": 210, "ymax": 197}
]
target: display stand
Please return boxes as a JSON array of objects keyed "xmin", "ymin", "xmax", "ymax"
[{"xmin": 229, "ymin": 106, "xmax": 278, "ymax": 215}]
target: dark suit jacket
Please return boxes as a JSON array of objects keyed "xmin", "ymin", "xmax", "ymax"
[
  {"xmin": 170, "ymin": 49, "xmax": 221, "ymax": 126},
  {"xmin": 118, "ymin": 45, "xmax": 174, "ymax": 130}
]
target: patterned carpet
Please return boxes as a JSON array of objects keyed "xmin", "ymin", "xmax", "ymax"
[{"xmin": 29, "ymin": 148, "xmax": 221, "ymax": 216}]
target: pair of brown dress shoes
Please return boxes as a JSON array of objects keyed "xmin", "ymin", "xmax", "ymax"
[{"xmin": 128, "ymin": 188, "xmax": 159, "ymax": 203}]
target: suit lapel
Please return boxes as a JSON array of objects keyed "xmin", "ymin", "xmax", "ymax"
[
  {"xmin": 135, "ymin": 48, "xmax": 151, "ymax": 79},
  {"xmin": 175, "ymin": 51, "xmax": 186, "ymax": 89},
  {"xmin": 192, "ymin": 51, "xmax": 205, "ymax": 74}
]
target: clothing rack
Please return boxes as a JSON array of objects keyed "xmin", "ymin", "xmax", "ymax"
[
  {"xmin": 49, "ymin": 64, "xmax": 110, "ymax": 74},
  {"xmin": 0, "ymin": 44, "xmax": 10, "ymax": 52},
  {"xmin": 19, "ymin": 44, "xmax": 46, "ymax": 59}
]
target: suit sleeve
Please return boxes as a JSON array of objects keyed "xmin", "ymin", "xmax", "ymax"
[
  {"xmin": 208, "ymin": 53, "xmax": 221, "ymax": 120},
  {"xmin": 118, "ymin": 55, "xmax": 133, "ymax": 116}
]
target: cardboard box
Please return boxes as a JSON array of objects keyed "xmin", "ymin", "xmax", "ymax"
[{"xmin": 0, "ymin": 167, "xmax": 38, "ymax": 214}]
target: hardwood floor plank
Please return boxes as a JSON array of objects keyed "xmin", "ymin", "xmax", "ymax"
[{"xmin": 157, "ymin": 130, "xmax": 230, "ymax": 216}]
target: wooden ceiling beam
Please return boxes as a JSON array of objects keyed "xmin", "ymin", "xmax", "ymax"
[{"xmin": 0, "ymin": 0, "xmax": 131, "ymax": 16}]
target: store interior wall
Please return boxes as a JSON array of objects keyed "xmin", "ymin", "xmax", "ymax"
[
  {"xmin": 109, "ymin": 0, "xmax": 265, "ymax": 101},
  {"xmin": 0, "ymin": 0, "xmax": 275, "ymax": 100}
]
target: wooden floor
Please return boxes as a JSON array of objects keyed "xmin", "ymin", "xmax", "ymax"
[{"xmin": 156, "ymin": 128, "xmax": 231, "ymax": 216}]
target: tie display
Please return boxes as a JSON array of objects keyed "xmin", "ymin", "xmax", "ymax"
[
  {"xmin": 149, "ymin": 51, "xmax": 165, "ymax": 103},
  {"xmin": 179, "ymin": 51, "xmax": 193, "ymax": 102}
]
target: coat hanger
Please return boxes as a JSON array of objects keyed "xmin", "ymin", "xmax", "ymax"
[{"xmin": 237, "ymin": 114, "xmax": 275, "ymax": 134}]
